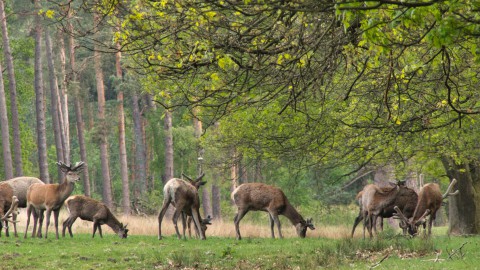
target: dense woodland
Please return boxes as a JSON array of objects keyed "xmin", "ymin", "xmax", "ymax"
[{"xmin": 0, "ymin": 0, "xmax": 480, "ymax": 234}]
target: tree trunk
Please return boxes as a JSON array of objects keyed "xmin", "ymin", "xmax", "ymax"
[
  {"xmin": 132, "ymin": 90, "xmax": 147, "ymax": 194},
  {"xmin": 163, "ymin": 109, "xmax": 174, "ymax": 183},
  {"xmin": 94, "ymin": 12, "xmax": 113, "ymax": 208},
  {"xmin": 116, "ymin": 45, "xmax": 131, "ymax": 215},
  {"xmin": 442, "ymin": 157, "xmax": 480, "ymax": 235},
  {"xmin": 56, "ymin": 29, "xmax": 70, "ymax": 164},
  {"xmin": 0, "ymin": 0, "xmax": 22, "ymax": 176},
  {"xmin": 34, "ymin": 0, "xmax": 49, "ymax": 183},
  {"xmin": 0, "ymin": 61, "xmax": 13, "ymax": 179},
  {"xmin": 67, "ymin": 12, "xmax": 90, "ymax": 196},
  {"xmin": 45, "ymin": 29, "xmax": 65, "ymax": 181},
  {"xmin": 211, "ymin": 184, "xmax": 221, "ymax": 220},
  {"xmin": 202, "ymin": 188, "xmax": 212, "ymax": 217}
]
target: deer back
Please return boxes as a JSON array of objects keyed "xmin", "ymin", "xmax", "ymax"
[
  {"xmin": 413, "ymin": 183, "xmax": 442, "ymax": 221},
  {"xmin": 231, "ymin": 183, "xmax": 287, "ymax": 212},
  {"xmin": 164, "ymin": 178, "xmax": 200, "ymax": 208},
  {"xmin": 3, "ymin": 177, "xmax": 44, "ymax": 207}
]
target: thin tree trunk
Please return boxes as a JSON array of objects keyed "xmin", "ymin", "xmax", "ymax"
[
  {"xmin": 132, "ymin": 89, "xmax": 147, "ymax": 194},
  {"xmin": 163, "ymin": 109, "xmax": 174, "ymax": 183},
  {"xmin": 211, "ymin": 184, "xmax": 221, "ymax": 220},
  {"xmin": 94, "ymin": 12, "xmax": 113, "ymax": 208},
  {"xmin": 45, "ymin": 29, "xmax": 65, "ymax": 181},
  {"xmin": 57, "ymin": 29, "xmax": 70, "ymax": 164},
  {"xmin": 67, "ymin": 11, "xmax": 90, "ymax": 196},
  {"xmin": 116, "ymin": 45, "xmax": 130, "ymax": 215},
  {"xmin": 442, "ymin": 157, "xmax": 480, "ymax": 235},
  {"xmin": 34, "ymin": 0, "xmax": 49, "ymax": 183},
  {"xmin": 0, "ymin": 0, "xmax": 22, "ymax": 176},
  {"xmin": 0, "ymin": 61, "xmax": 13, "ymax": 179}
]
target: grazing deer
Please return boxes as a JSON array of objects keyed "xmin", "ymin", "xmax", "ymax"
[
  {"xmin": 24, "ymin": 161, "xmax": 85, "ymax": 239},
  {"xmin": 0, "ymin": 177, "xmax": 44, "ymax": 237},
  {"xmin": 158, "ymin": 175, "xmax": 208, "ymax": 240},
  {"xmin": 231, "ymin": 183, "xmax": 315, "ymax": 240},
  {"xmin": 181, "ymin": 173, "xmax": 213, "ymax": 239},
  {"xmin": 395, "ymin": 178, "xmax": 459, "ymax": 236},
  {"xmin": 351, "ymin": 182, "xmax": 418, "ymax": 238},
  {"xmin": 62, "ymin": 195, "xmax": 128, "ymax": 238}
]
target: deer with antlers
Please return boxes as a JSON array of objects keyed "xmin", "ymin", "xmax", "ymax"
[
  {"xmin": 158, "ymin": 173, "xmax": 209, "ymax": 240},
  {"xmin": 24, "ymin": 161, "xmax": 85, "ymax": 239},
  {"xmin": 395, "ymin": 178, "xmax": 459, "ymax": 236}
]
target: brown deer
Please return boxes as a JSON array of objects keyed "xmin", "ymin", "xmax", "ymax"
[
  {"xmin": 395, "ymin": 178, "xmax": 458, "ymax": 236},
  {"xmin": 231, "ymin": 183, "xmax": 315, "ymax": 240},
  {"xmin": 24, "ymin": 161, "xmax": 85, "ymax": 239},
  {"xmin": 0, "ymin": 177, "xmax": 44, "ymax": 237},
  {"xmin": 181, "ymin": 173, "xmax": 213, "ymax": 239},
  {"xmin": 158, "ymin": 175, "xmax": 208, "ymax": 240},
  {"xmin": 351, "ymin": 181, "xmax": 418, "ymax": 238},
  {"xmin": 62, "ymin": 195, "xmax": 128, "ymax": 238}
]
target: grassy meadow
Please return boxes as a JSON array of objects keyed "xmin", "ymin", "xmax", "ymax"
[{"xmin": 0, "ymin": 207, "xmax": 478, "ymax": 269}]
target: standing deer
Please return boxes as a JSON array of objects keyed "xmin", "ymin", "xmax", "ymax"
[
  {"xmin": 62, "ymin": 195, "xmax": 128, "ymax": 238},
  {"xmin": 0, "ymin": 177, "xmax": 44, "ymax": 237},
  {"xmin": 231, "ymin": 183, "xmax": 315, "ymax": 240},
  {"xmin": 351, "ymin": 182, "xmax": 418, "ymax": 238},
  {"xmin": 24, "ymin": 161, "xmax": 85, "ymax": 239},
  {"xmin": 395, "ymin": 178, "xmax": 459, "ymax": 236},
  {"xmin": 181, "ymin": 173, "xmax": 213, "ymax": 239},
  {"xmin": 158, "ymin": 175, "xmax": 208, "ymax": 240}
]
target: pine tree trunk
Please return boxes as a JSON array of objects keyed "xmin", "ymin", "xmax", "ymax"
[
  {"xmin": 0, "ymin": 0, "xmax": 22, "ymax": 176},
  {"xmin": 0, "ymin": 61, "xmax": 13, "ymax": 179},
  {"xmin": 56, "ymin": 29, "xmax": 70, "ymax": 164},
  {"xmin": 67, "ymin": 12, "xmax": 90, "ymax": 196},
  {"xmin": 132, "ymin": 90, "xmax": 147, "ymax": 194},
  {"xmin": 211, "ymin": 184, "xmax": 221, "ymax": 220},
  {"xmin": 116, "ymin": 46, "xmax": 131, "ymax": 215},
  {"xmin": 442, "ymin": 157, "xmax": 480, "ymax": 235},
  {"xmin": 45, "ymin": 29, "xmax": 65, "ymax": 181},
  {"xmin": 163, "ymin": 109, "xmax": 174, "ymax": 183},
  {"xmin": 34, "ymin": 0, "xmax": 49, "ymax": 183},
  {"xmin": 94, "ymin": 12, "xmax": 113, "ymax": 208}
]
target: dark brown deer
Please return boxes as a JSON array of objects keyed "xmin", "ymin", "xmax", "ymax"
[
  {"xmin": 0, "ymin": 177, "xmax": 44, "ymax": 237},
  {"xmin": 158, "ymin": 175, "xmax": 208, "ymax": 240},
  {"xmin": 395, "ymin": 178, "xmax": 458, "ymax": 236},
  {"xmin": 62, "ymin": 195, "xmax": 128, "ymax": 238},
  {"xmin": 351, "ymin": 182, "xmax": 418, "ymax": 238},
  {"xmin": 181, "ymin": 173, "xmax": 212, "ymax": 239},
  {"xmin": 231, "ymin": 183, "xmax": 315, "ymax": 240},
  {"xmin": 24, "ymin": 161, "xmax": 85, "ymax": 239}
]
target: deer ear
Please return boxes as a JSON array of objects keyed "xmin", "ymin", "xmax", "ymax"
[{"xmin": 198, "ymin": 181, "xmax": 207, "ymax": 186}]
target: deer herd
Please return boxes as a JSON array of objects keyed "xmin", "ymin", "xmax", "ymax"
[{"xmin": 0, "ymin": 160, "xmax": 459, "ymax": 241}]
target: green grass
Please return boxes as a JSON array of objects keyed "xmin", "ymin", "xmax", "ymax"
[{"xmin": 0, "ymin": 231, "xmax": 479, "ymax": 269}]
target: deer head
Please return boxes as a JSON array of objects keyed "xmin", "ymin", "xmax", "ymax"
[
  {"xmin": 296, "ymin": 218, "xmax": 315, "ymax": 238},
  {"xmin": 57, "ymin": 161, "xmax": 85, "ymax": 183},
  {"xmin": 394, "ymin": 206, "xmax": 430, "ymax": 236},
  {"xmin": 182, "ymin": 173, "xmax": 207, "ymax": 189},
  {"xmin": 117, "ymin": 223, "xmax": 129, "ymax": 239}
]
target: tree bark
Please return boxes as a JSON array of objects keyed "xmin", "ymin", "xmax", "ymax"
[
  {"xmin": 116, "ymin": 46, "xmax": 131, "ymax": 215},
  {"xmin": 34, "ymin": 0, "xmax": 49, "ymax": 183},
  {"xmin": 0, "ymin": 61, "xmax": 13, "ymax": 179},
  {"xmin": 163, "ymin": 109, "xmax": 174, "ymax": 183},
  {"xmin": 132, "ymin": 89, "xmax": 147, "ymax": 193},
  {"xmin": 0, "ymin": 0, "xmax": 22, "ymax": 176},
  {"xmin": 211, "ymin": 184, "xmax": 221, "ymax": 219},
  {"xmin": 56, "ymin": 29, "xmax": 70, "ymax": 164},
  {"xmin": 94, "ymin": 12, "xmax": 113, "ymax": 208},
  {"xmin": 45, "ymin": 29, "xmax": 65, "ymax": 181},
  {"xmin": 442, "ymin": 157, "xmax": 480, "ymax": 235},
  {"xmin": 67, "ymin": 11, "xmax": 90, "ymax": 196}
]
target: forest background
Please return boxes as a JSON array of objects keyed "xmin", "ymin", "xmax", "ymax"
[{"xmin": 0, "ymin": 0, "xmax": 479, "ymax": 235}]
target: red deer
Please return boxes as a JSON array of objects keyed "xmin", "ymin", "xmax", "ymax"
[
  {"xmin": 158, "ymin": 175, "xmax": 208, "ymax": 240},
  {"xmin": 0, "ymin": 177, "xmax": 44, "ymax": 237},
  {"xmin": 62, "ymin": 195, "xmax": 128, "ymax": 238},
  {"xmin": 24, "ymin": 161, "xmax": 85, "ymax": 239},
  {"xmin": 231, "ymin": 183, "xmax": 315, "ymax": 240},
  {"xmin": 181, "ymin": 173, "xmax": 212, "ymax": 239},
  {"xmin": 395, "ymin": 178, "xmax": 458, "ymax": 236},
  {"xmin": 351, "ymin": 182, "xmax": 418, "ymax": 238}
]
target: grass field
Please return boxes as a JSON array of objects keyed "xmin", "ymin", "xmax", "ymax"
[{"xmin": 0, "ymin": 208, "xmax": 478, "ymax": 269}]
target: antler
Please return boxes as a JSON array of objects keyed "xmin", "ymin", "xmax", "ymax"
[
  {"xmin": 181, "ymin": 173, "xmax": 193, "ymax": 182},
  {"xmin": 71, "ymin": 161, "xmax": 85, "ymax": 172},
  {"xmin": 195, "ymin": 173, "xmax": 205, "ymax": 182},
  {"xmin": 414, "ymin": 209, "xmax": 431, "ymax": 226},
  {"xmin": 394, "ymin": 206, "xmax": 409, "ymax": 224},
  {"xmin": 442, "ymin": 178, "xmax": 459, "ymax": 199},
  {"xmin": 56, "ymin": 161, "xmax": 71, "ymax": 172},
  {"xmin": 1, "ymin": 196, "xmax": 19, "ymax": 224}
]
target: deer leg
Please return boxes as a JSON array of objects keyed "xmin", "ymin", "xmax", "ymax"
[
  {"xmin": 36, "ymin": 210, "xmax": 44, "ymax": 238},
  {"xmin": 271, "ymin": 213, "xmax": 283, "ymax": 239},
  {"xmin": 92, "ymin": 222, "xmax": 98, "ymax": 238},
  {"xmin": 351, "ymin": 212, "xmax": 363, "ymax": 238},
  {"xmin": 234, "ymin": 208, "xmax": 249, "ymax": 240},
  {"xmin": 67, "ymin": 217, "xmax": 77, "ymax": 238},
  {"xmin": 172, "ymin": 209, "xmax": 183, "ymax": 240},
  {"xmin": 98, "ymin": 224, "xmax": 103, "ymax": 238},
  {"xmin": 157, "ymin": 199, "xmax": 171, "ymax": 240},
  {"xmin": 12, "ymin": 211, "xmax": 18, "ymax": 237},
  {"xmin": 62, "ymin": 217, "xmax": 70, "ymax": 237},
  {"xmin": 24, "ymin": 205, "xmax": 32, "ymax": 239},
  {"xmin": 268, "ymin": 213, "xmax": 275, "ymax": 238},
  {"xmin": 181, "ymin": 212, "xmax": 187, "ymax": 240},
  {"xmin": 44, "ymin": 209, "xmax": 52, "ymax": 239},
  {"xmin": 54, "ymin": 210, "xmax": 60, "ymax": 239},
  {"xmin": 187, "ymin": 216, "xmax": 193, "ymax": 238},
  {"xmin": 190, "ymin": 208, "xmax": 205, "ymax": 240}
]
